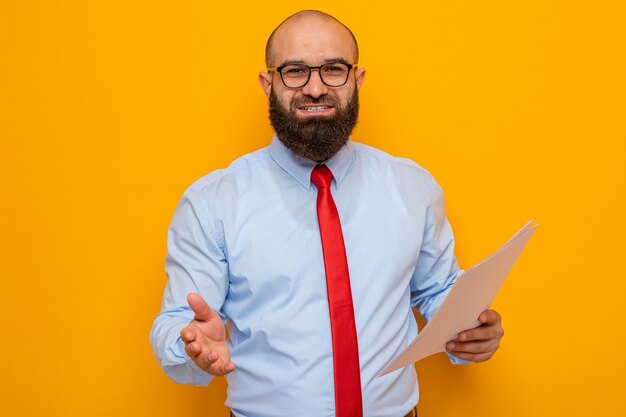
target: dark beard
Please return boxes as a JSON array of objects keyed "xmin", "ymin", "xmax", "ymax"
[{"xmin": 269, "ymin": 88, "xmax": 359, "ymax": 163}]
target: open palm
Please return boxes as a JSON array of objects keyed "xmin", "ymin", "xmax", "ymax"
[{"xmin": 180, "ymin": 293, "xmax": 235, "ymax": 376}]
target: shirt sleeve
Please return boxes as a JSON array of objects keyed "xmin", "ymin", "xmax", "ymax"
[
  {"xmin": 409, "ymin": 177, "xmax": 470, "ymax": 365},
  {"xmin": 149, "ymin": 188, "xmax": 230, "ymax": 385}
]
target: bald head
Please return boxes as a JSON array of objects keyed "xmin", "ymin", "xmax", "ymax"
[{"xmin": 265, "ymin": 10, "xmax": 359, "ymax": 68}]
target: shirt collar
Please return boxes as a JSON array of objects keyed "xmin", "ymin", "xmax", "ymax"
[{"xmin": 268, "ymin": 134, "xmax": 355, "ymax": 190}]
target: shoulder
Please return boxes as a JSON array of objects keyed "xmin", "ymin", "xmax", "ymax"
[
  {"xmin": 186, "ymin": 146, "xmax": 273, "ymax": 196},
  {"xmin": 351, "ymin": 141, "xmax": 437, "ymax": 192}
]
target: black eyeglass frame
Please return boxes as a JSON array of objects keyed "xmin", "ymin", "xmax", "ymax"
[{"xmin": 267, "ymin": 62, "xmax": 358, "ymax": 88}]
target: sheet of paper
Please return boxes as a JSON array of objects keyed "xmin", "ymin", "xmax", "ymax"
[{"xmin": 378, "ymin": 221, "xmax": 537, "ymax": 376}]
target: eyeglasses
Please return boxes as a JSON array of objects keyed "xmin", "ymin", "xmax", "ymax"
[{"xmin": 267, "ymin": 62, "xmax": 357, "ymax": 88}]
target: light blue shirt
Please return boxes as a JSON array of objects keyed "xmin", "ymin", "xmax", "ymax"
[{"xmin": 150, "ymin": 136, "xmax": 464, "ymax": 417}]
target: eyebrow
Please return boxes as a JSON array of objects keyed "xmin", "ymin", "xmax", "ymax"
[{"xmin": 279, "ymin": 57, "xmax": 352, "ymax": 66}]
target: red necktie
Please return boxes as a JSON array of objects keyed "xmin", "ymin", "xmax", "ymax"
[{"xmin": 311, "ymin": 165, "xmax": 363, "ymax": 417}]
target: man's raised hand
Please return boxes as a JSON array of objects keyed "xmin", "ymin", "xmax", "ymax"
[{"xmin": 180, "ymin": 293, "xmax": 235, "ymax": 376}]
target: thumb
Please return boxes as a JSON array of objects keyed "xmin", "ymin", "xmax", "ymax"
[{"xmin": 187, "ymin": 292, "xmax": 215, "ymax": 322}]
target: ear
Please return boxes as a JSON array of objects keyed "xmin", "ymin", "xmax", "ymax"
[
  {"xmin": 258, "ymin": 72, "xmax": 273, "ymax": 100},
  {"xmin": 355, "ymin": 67, "xmax": 366, "ymax": 91}
]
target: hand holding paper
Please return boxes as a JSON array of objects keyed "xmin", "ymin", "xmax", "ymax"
[
  {"xmin": 378, "ymin": 221, "xmax": 537, "ymax": 376},
  {"xmin": 445, "ymin": 309, "xmax": 504, "ymax": 362}
]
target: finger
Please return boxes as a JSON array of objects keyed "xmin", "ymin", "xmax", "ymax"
[
  {"xmin": 196, "ymin": 350, "xmax": 220, "ymax": 368},
  {"xmin": 210, "ymin": 357, "xmax": 236, "ymax": 376},
  {"xmin": 448, "ymin": 350, "xmax": 495, "ymax": 363},
  {"xmin": 456, "ymin": 313, "xmax": 504, "ymax": 342},
  {"xmin": 221, "ymin": 362, "xmax": 236, "ymax": 375},
  {"xmin": 446, "ymin": 340, "xmax": 499, "ymax": 363},
  {"xmin": 185, "ymin": 341, "xmax": 202, "ymax": 358},
  {"xmin": 180, "ymin": 325, "xmax": 197, "ymax": 343},
  {"xmin": 447, "ymin": 339, "xmax": 499, "ymax": 355},
  {"xmin": 479, "ymin": 309, "xmax": 501, "ymax": 325},
  {"xmin": 198, "ymin": 351, "xmax": 234, "ymax": 376},
  {"xmin": 187, "ymin": 292, "xmax": 216, "ymax": 322},
  {"xmin": 457, "ymin": 324, "xmax": 503, "ymax": 342},
  {"xmin": 193, "ymin": 350, "xmax": 236, "ymax": 376}
]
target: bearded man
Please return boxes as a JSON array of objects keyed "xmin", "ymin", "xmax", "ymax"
[{"xmin": 150, "ymin": 10, "xmax": 504, "ymax": 417}]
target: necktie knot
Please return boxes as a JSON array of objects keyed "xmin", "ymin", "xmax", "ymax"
[{"xmin": 311, "ymin": 165, "xmax": 333, "ymax": 190}]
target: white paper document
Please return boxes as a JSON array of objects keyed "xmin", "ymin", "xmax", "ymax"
[{"xmin": 378, "ymin": 221, "xmax": 538, "ymax": 376}]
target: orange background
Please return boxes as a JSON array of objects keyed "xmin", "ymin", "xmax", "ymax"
[{"xmin": 1, "ymin": 1, "xmax": 624, "ymax": 416}]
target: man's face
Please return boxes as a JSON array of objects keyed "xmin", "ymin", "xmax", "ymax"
[{"xmin": 259, "ymin": 17, "xmax": 366, "ymax": 162}]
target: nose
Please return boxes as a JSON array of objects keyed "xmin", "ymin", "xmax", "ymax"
[{"xmin": 301, "ymin": 69, "xmax": 329, "ymax": 99}]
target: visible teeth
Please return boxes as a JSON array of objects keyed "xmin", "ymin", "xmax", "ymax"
[{"xmin": 304, "ymin": 106, "xmax": 329, "ymax": 112}]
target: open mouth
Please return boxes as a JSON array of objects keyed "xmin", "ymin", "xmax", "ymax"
[{"xmin": 297, "ymin": 105, "xmax": 335, "ymax": 115}]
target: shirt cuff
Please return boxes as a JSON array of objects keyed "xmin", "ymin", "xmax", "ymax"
[{"xmin": 447, "ymin": 352, "xmax": 472, "ymax": 365}]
